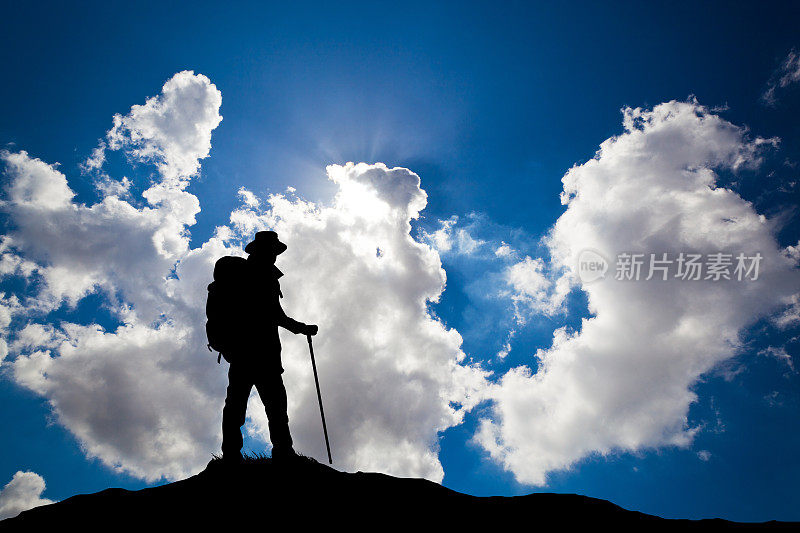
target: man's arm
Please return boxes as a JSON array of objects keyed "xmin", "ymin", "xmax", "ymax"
[{"xmin": 275, "ymin": 301, "xmax": 317, "ymax": 336}]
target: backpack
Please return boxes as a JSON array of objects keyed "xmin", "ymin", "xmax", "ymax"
[{"xmin": 206, "ymin": 256, "xmax": 248, "ymax": 363}]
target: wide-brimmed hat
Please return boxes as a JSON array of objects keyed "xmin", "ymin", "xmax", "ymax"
[{"xmin": 244, "ymin": 231, "xmax": 287, "ymax": 255}]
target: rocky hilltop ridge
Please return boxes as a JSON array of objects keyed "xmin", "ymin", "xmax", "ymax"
[{"xmin": 1, "ymin": 455, "xmax": 796, "ymax": 531}]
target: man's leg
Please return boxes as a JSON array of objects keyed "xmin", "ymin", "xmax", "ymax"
[
  {"xmin": 254, "ymin": 372, "xmax": 293, "ymax": 455},
  {"xmin": 221, "ymin": 363, "xmax": 253, "ymax": 458}
]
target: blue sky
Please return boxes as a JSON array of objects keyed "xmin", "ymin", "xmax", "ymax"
[{"xmin": 1, "ymin": 0, "xmax": 799, "ymax": 523}]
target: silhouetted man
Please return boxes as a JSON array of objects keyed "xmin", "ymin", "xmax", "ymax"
[{"xmin": 221, "ymin": 230, "xmax": 318, "ymax": 462}]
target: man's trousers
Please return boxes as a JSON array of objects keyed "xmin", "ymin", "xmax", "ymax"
[{"xmin": 221, "ymin": 361, "xmax": 292, "ymax": 457}]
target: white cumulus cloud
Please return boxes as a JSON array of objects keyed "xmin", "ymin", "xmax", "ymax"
[
  {"xmin": 225, "ymin": 162, "xmax": 488, "ymax": 480},
  {"xmin": 1, "ymin": 72, "xmax": 486, "ymax": 483},
  {"xmin": 0, "ymin": 471, "xmax": 54, "ymax": 520},
  {"xmin": 502, "ymin": 255, "xmax": 570, "ymax": 321},
  {"xmin": 1, "ymin": 71, "xmax": 229, "ymax": 481},
  {"xmin": 105, "ymin": 70, "xmax": 223, "ymax": 184},
  {"xmin": 476, "ymin": 99, "xmax": 800, "ymax": 485}
]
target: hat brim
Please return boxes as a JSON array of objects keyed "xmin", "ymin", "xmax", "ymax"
[{"xmin": 245, "ymin": 240, "xmax": 287, "ymax": 255}]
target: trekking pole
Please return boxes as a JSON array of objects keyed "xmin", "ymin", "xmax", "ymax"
[{"xmin": 307, "ymin": 335, "xmax": 333, "ymax": 464}]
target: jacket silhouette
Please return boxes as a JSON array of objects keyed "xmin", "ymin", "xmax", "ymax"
[{"xmin": 219, "ymin": 231, "xmax": 317, "ymax": 461}]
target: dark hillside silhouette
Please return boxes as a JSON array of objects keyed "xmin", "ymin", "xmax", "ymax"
[{"xmin": 1, "ymin": 456, "xmax": 796, "ymax": 532}]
